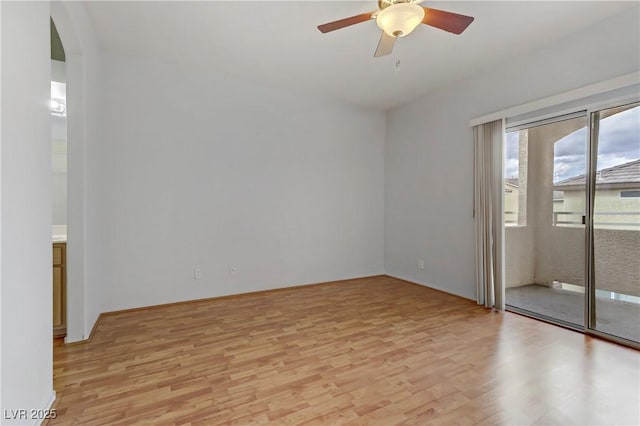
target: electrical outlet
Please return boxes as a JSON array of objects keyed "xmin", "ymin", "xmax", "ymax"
[
  {"xmin": 228, "ymin": 265, "xmax": 238, "ymax": 275},
  {"xmin": 418, "ymin": 259, "xmax": 424, "ymax": 270},
  {"xmin": 193, "ymin": 268, "xmax": 202, "ymax": 280}
]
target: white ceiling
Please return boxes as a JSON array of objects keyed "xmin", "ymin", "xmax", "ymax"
[{"xmin": 85, "ymin": 1, "xmax": 636, "ymax": 110}]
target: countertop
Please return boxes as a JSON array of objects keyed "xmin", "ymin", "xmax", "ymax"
[{"xmin": 53, "ymin": 225, "xmax": 67, "ymax": 243}]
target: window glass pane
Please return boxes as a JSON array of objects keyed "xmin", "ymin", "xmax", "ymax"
[
  {"xmin": 592, "ymin": 103, "xmax": 640, "ymax": 343},
  {"xmin": 505, "ymin": 115, "xmax": 587, "ymax": 328}
]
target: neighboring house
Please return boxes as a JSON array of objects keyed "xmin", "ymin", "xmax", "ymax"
[
  {"xmin": 554, "ymin": 159, "xmax": 640, "ymax": 229},
  {"xmin": 504, "ymin": 178, "xmax": 519, "ymax": 225}
]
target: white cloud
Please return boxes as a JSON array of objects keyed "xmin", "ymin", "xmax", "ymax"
[{"xmin": 504, "ymin": 105, "xmax": 638, "ymax": 183}]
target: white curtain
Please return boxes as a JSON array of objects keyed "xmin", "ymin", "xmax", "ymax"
[{"xmin": 473, "ymin": 119, "xmax": 505, "ymax": 310}]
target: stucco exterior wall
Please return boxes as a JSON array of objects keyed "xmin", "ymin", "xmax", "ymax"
[
  {"xmin": 595, "ymin": 229, "xmax": 640, "ymax": 296},
  {"xmin": 505, "ymin": 226, "xmax": 535, "ymax": 288}
]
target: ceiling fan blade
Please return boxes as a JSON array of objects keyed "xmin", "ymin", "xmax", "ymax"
[
  {"xmin": 374, "ymin": 31, "xmax": 396, "ymax": 57},
  {"xmin": 318, "ymin": 12, "xmax": 374, "ymax": 33},
  {"xmin": 422, "ymin": 7, "xmax": 474, "ymax": 35}
]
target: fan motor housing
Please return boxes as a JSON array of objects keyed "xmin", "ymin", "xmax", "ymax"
[{"xmin": 378, "ymin": 0, "xmax": 411, "ymax": 10}]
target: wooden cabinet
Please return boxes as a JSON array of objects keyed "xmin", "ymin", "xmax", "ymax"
[{"xmin": 53, "ymin": 243, "xmax": 66, "ymax": 337}]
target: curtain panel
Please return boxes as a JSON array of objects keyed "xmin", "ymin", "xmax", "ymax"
[{"xmin": 473, "ymin": 119, "xmax": 505, "ymax": 310}]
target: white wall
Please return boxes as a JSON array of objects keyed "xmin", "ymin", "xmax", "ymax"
[
  {"xmin": 385, "ymin": 7, "xmax": 640, "ymax": 300},
  {"xmin": 51, "ymin": 1, "xmax": 104, "ymax": 342},
  {"xmin": 1, "ymin": 1, "xmax": 54, "ymax": 423},
  {"xmin": 1, "ymin": 0, "xmax": 3, "ymax": 412},
  {"xmin": 98, "ymin": 52, "xmax": 385, "ymax": 311},
  {"xmin": 75, "ymin": 7, "xmax": 104, "ymax": 343}
]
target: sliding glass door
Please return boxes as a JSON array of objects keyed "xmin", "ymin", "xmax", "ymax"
[
  {"xmin": 504, "ymin": 114, "xmax": 588, "ymax": 329},
  {"xmin": 589, "ymin": 103, "xmax": 640, "ymax": 343},
  {"xmin": 504, "ymin": 100, "xmax": 640, "ymax": 346}
]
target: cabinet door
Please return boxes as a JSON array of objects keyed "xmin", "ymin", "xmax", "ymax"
[
  {"xmin": 53, "ymin": 245, "xmax": 63, "ymax": 265},
  {"xmin": 53, "ymin": 265, "xmax": 63, "ymax": 328}
]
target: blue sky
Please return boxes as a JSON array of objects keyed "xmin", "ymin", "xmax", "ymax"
[{"xmin": 505, "ymin": 106, "xmax": 640, "ymax": 182}]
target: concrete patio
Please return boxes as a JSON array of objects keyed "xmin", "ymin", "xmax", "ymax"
[{"xmin": 507, "ymin": 284, "xmax": 640, "ymax": 343}]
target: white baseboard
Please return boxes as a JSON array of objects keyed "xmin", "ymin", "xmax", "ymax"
[{"xmin": 385, "ymin": 273, "xmax": 476, "ymax": 302}]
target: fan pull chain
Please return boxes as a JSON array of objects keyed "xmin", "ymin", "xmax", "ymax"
[{"xmin": 395, "ymin": 59, "xmax": 401, "ymax": 72}]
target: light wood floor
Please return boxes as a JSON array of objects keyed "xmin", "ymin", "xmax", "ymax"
[{"xmin": 51, "ymin": 276, "xmax": 640, "ymax": 425}]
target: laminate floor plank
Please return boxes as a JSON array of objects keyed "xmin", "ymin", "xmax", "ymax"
[{"xmin": 51, "ymin": 276, "xmax": 640, "ymax": 425}]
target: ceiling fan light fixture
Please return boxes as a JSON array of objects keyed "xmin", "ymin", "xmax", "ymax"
[{"xmin": 376, "ymin": 3, "xmax": 425, "ymax": 38}]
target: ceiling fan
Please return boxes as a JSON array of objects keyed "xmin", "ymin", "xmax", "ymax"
[{"xmin": 317, "ymin": 0, "xmax": 474, "ymax": 58}]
